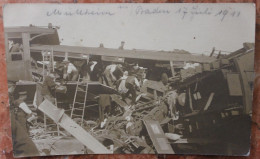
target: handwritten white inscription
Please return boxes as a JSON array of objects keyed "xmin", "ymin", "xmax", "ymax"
[
  {"xmin": 46, "ymin": 4, "xmax": 242, "ymax": 22},
  {"xmin": 47, "ymin": 8, "xmax": 115, "ymax": 16}
]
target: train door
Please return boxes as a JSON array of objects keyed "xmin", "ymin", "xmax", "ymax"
[{"xmin": 5, "ymin": 32, "xmax": 32, "ymax": 82}]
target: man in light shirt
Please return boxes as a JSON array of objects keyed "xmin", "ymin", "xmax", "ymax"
[
  {"xmin": 117, "ymin": 71, "xmax": 129, "ymax": 94},
  {"xmin": 103, "ymin": 64, "xmax": 123, "ymax": 87},
  {"xmin": 123, "ymin": 73, "xmax": 141, "ymax": 105},
  {"xmin": 63, "ymin": 60, "xmax": 79, "ymax": 81}
]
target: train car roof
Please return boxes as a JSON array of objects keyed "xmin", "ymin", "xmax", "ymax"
[
  {"xmin": 5, "ymin": 26, "xmax": 56, "ymax": 34},
  {"xmin": 30, "ymin": 44, "xmax": 216, "ymax": 63}
]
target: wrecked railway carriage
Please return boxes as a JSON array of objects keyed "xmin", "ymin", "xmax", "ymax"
[{"xmin": 5, "ymin": 25, "xmax": 254, "ymax": 155}]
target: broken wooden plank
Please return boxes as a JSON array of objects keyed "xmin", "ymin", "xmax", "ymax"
[
  {"xmin": 110, "ymin": 94, "xmax": 128, "ymax": 107},
  {"xmin": 143, "ymin": 119, "xmax": 175, "ymax": 154},
  {"xmin": 144, "ymin": 80, "xmax": 167, "ymax": 93},
  {"xmin": 204, "ymin": 93, "xmax": 215, "ymax": 111},
  {"xmin": 38, "ymin": 100, "xmax": 64, "ymax": 123},
  {"xmin": 38, "ymin": 99, "xmax": 112, "ymax": 154},
  {"xmin": 188, "ymin": 87, "xmax": 194, "ymax": 112},
  {"xmin": 169, "ymin": 61, "xmax": 175, "ymax": 77},
  {"xmin": 66, "ymin": 82, "xmax": 118, "ymax": 95}
]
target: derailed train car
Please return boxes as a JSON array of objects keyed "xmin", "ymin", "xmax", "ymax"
[
  {"xmin": 168, "ymin": 43, "xmax": 254, "ymax": 155},
  {"xmin": 4, "ymin": 24, "xmax": 255, "ymax": 155}
]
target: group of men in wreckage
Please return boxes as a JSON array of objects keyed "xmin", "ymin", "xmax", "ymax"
[
  {"xmin": 9, "ymin": 56, "xmax": 184, "ymax": 156},
  {"xmin": 43, "ymin": 57, "xmax": 144, "ymax": 105},
  {"xmin": 7, "ymin": 57, "xmax": 146, "ymax": 156}
]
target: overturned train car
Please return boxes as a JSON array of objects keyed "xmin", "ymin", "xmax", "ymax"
[{"xmin": 169, "ymin": 43, "xmax": 254, "ymax": 155}]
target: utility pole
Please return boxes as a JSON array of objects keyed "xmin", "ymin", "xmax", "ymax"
[{"xmin": 209, "ymin": 47, "xmax": 215, "ymax": 57}]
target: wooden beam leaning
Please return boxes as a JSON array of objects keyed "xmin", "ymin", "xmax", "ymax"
[
  {"xmin": 38, "ymin": 99, "xmax": 112, "ymax": 154},
  {"xmin": 143, "ymin": 119, "xmax": 175, "ymax": 154}
]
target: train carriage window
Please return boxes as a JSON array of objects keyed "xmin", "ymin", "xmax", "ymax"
[
  {"xmin": 11, "ymin": 53, "xmax": 23, "ymax": 61},
  {"xmin": 8, "ymin": 39, "xmax": 24, "ymax": 61},
  {"xmin": 9, "ymin": 39, "xmax": 23, "ymax": 53}
]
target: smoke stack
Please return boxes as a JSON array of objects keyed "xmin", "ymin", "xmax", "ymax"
[
  {"xmin": 48, "ymin": 23, "xmax": 53, "ymax": 29},
  {"xmin": 119, "ymin": 41, "xmax": 125, "ymax": 50},
  {"xmin": 209, "ymin": 47, "xmax": 215, "ymax": 57}
]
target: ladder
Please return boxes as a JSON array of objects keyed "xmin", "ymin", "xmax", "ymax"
[
  {"xmin": 43, "ymin": 113, "xmax": 60, "ymax": 136},
  {"xmin": 71, "ymin": 75, "xmax": 89, "ymax": 126},
  {"xmin": 41, "ymin": 49, "xmax": 54, "ymax": 81}
]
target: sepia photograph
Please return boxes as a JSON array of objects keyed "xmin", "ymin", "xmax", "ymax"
[{"xmin": 3, "ymin": 3, "xmax": 256, "ymax": 157}]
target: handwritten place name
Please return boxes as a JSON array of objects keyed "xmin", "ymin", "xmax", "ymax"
[
  {"xmin": 45, "ymin": 5, "xmax": 241, "ymax": 21},
  {"xmin": 47, "ymin": 8, "xmax": 115, "ymax": 16},
  {"xmin": 175, "ymin": 6, "xmax": 240, "ymax": 21},
  {"xmin": 135, "ymin": 6, "xmax": 170, "ymax": 15}
]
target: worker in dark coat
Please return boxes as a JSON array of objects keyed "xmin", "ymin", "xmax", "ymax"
[
  {"xmin": 91, "ymin": 61, "xmax": 104, "ymax": 82},
  {"xmin": 41, "ymin": 73, "xmax": 57, "ymax": 104},
  {"xmin": 10, "ymin": 109, "xmax": 39, "ymax": 157},
  {"xmin": 79, "ymin": 59, "xmax": 90, "ymax": 81},
  {"xmin": 13, "ymin": 91, "xmax": 34, "ymax": 134},
  {"xmin": 9, "ymin": 88, "xmax": 39, "ymax": 157},
  {"xmin": 81, "ymin": 60, "xmax": 100, "ymax": 81},
  {"xmin": 85, "ymin": 55, "xmax": 104, "ymax": 82}
]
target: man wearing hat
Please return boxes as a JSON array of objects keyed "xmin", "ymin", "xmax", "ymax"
[
  {"xmin": 63, "ymin": 60, "xmax": 79, "ymax": 81},
  {"xmin": 13, "ymin": 91, "xmax": 34, "ymax": 133}
]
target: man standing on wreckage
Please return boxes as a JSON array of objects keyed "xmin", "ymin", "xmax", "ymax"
[
  {"xmin": 118, "ymin": 70, "xmax": 141, "ymax": 105},
  {"xmin": 62, "ymin": 59, "xmax": 79, "ymax": 81},
  {"xmin": 103, "ymin": 63, "xmax": 124, "ymax": 88}
]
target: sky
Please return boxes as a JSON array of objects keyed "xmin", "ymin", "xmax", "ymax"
[{"xmin": 3, "ymin": 3, "xmax": 256, "ymax": 55}]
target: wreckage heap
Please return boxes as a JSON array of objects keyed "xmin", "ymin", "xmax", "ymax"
[
  {"xmin": 5, "ymin": 24, "xmax": 254, "ymax": 156},
  {"xmin": 32, "ymin": 80, "xmax": 175, "ymax": 154},
  {"xmin": 28, "ymin": 43, "xmax": 253, "ymax": 155}
]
